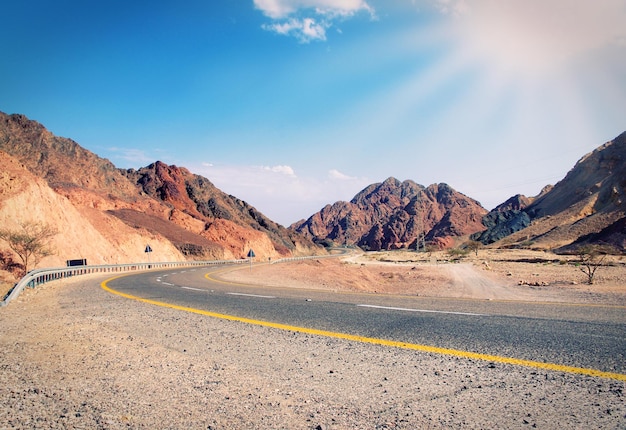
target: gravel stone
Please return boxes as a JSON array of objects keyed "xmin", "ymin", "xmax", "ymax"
[{"xmin": 0, "ymin": 275, "xmax": 624, "ymax": 429}]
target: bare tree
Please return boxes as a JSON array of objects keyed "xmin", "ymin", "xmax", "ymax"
[
  {"xmin": 465, "ymin": 240, "xmax": 483, "ymax": 257},
  {"xmin": 575, "ymin": 245, "xmax": 611, "ymax": 285},
  {"xmin": 0, "ymin": 222, "xmax": 57, "ymax": 277}
]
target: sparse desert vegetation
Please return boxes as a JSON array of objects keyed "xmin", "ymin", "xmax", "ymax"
[{"xmin": 224, "ymin": 249, "xmax": 626, "ymax": 305}]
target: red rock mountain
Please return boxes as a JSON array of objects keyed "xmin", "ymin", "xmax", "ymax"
[
  {"xmin": 0, "ymin": 112, "xmax": 322, "ymax": 271},
  {"xmin": 120, "ymin": 161, "xmax": 317, "ymax": 257},
  {"xmin": 291, "ymin": 178, "xmax": 488, "ymax": 250}
]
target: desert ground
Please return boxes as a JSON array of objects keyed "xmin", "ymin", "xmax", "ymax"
[
  {"xmin": 225, "ymin": 249, "xmax": 626, "ymax": 305},
  {"xmin": 1, "ymin": 249, "xmax": 625, "ymax": 429}
]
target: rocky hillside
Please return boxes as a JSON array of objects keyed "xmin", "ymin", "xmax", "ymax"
[
  {"xmin": 474, "ymin": 131, "xmax": 626, "ymax": 252},
  {"xmin": 0, "ymin": 150, "xmax": 183, "ymax": 272},
  {"xmin": 120, "ymin": 161, "xmax": 319, "ymax": 257},
  {"xmin": 0, "ymin": 113, "xmax": 139, "ymax": 198},
  {"xmin": 291, "ymin": 178, "xmax": 487, "ymax": 250},
  {"xmin": 293, "ymin": 131, "xmax": 626, "ymax": 253},
  {"xmin": 471, "ymin": 195, "xmax": 535, "ymax": 245},
  {"xmin": 0, "ymin": 111, "xmax": 322, "ymax": 278}
]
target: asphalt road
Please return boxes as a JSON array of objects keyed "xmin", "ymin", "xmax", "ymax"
[{"xmin": 103, "ymin": 265, "xmax": 626, "ymax": 377}]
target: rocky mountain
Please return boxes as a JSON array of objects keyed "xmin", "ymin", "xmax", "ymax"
[
  {"xmin": 473, "ymin": 131, "xmax": 626, "ymax": 252},
  {"xmin": 0, "ymin": 113, "xmax": 139, "ymax": 198},
  {"xmin": 293, "ymin": 132, "xmax": 626, "ymax": 253},
  {"xmin": 1, "ymin": 109, "xmax": 623, "ymax": 282},
  {"xmin": 0, "ymin": 150, "xmax": 183, "ymax": 271},
  {"xmin": 0, "ymin": 111, "xmax": 322, "ymax": 276},
  {"xmin": 120, "ymin": 161, "xmax": 317, "ymax": 257},
  {"xmin": 291, "ymin": 178, "xmax": 488, "ymax": 250}
]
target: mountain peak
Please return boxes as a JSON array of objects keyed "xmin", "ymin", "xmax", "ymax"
[{"xmin": 294, "ymin": 179, "xmax": 487, "ymax": 250}]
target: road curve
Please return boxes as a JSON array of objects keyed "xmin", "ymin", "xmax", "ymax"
[{"xmin": 102, "ymin": 265, "xmax": 626, "ymax": 380}]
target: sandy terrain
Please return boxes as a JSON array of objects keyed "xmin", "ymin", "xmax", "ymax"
[
  {"xmin": 224, "ymin": 249, "xmax": 626, "ymax": 305},
  {"xmin": 1, "ymin": 250, "xmax": 625, "ymax": 429}
]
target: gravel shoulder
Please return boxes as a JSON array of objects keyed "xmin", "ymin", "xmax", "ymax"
[{"xmin": 1, "ymin": 252, "xmax": 625, "ymax": 429}]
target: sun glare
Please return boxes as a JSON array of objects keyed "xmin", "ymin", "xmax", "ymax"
[{"xmin": 442, "ymin": 0, "xmax": 626, "ymax": 79}]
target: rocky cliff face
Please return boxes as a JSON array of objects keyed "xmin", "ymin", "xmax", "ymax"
[
  {"xmin": 0, "ymin": 112, "xmax": 322, "ymax": 276},
  {"xmin": 529, "ymin": 132, "xmax": 626, "ymax": 218},
  {"xmin": 471, "ymin": 195, "xmax": 533, "ymax": 244},
  {"xmin": 291, "ymin": 178, "xmax": 487, "ymax": 250},
  {"xmin": 474, "ymin": 131, "xmax": 626, "ymax": 252}
]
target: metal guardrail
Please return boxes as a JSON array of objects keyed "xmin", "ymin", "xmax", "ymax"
[
  {"xmin": 270, "ymin": 248, "xmax": 352, "ymax": 265},
  {"xmin": 1, "ymin": 248, "xmax": 353, "ymax": 307},
  {"xmin": 0, "ymin": 258, "xmax": 248, "ymax": 307},
  {"xmin": 270, "ymin": 255, "xmax": 333, "ymax": 264}
]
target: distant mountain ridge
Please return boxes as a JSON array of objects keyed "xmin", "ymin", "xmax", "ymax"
[
  {"xmin": 291, "ymin": 178, "xmax": 488, "ymax": 250},
  {"xmin": 293, "ymin": 132, "xmax": 626, "ymax": 253},
  {"xmin": 0, "ymin": 109, "xmax": 624, "ymax": 279}
]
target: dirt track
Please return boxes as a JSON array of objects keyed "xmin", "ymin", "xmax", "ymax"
[{"xmin": 444, "ymin": 264, "xmax": 524, "ymax": 300}]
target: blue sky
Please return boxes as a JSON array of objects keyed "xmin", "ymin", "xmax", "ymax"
[{"xmin": 2, "ymin": 0, "xmax": 625, "ymax": 226}]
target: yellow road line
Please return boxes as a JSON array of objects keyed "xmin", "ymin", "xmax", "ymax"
[
  {"xmin": 204, "ymin": 266, "xmax": 258, "ymax": 287},
  {"xmin": 101, "ymin": 275, "xmax": 626, "ymax": 382}
]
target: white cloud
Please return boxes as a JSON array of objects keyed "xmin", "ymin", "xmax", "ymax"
[
  {"xmin": 254, "ymin": 0, "xmax": 374, "ymax": 42},
  {"xmin": 263, "ymin": 164, "xmax": 296, "ymax": 176},
  {"xmin": 189, "ymin": 161, "xmax": 370, "ymax": 225},
  {"xmin": 262, "ymin": 17, "xmax": 329, "ymax": 42},
  {"xmin": 435, "ymin": 0, "xmax": 468, "ymax": 16},
  {"xmin": 105, "ymin": 147, "xmax": 155, "ymax": 166},
  {"xmin": 328, "ymin": 168, "xmax": 355, "ymax": 180},
  {"xmin": 254, "ymin": 0, "xmax": 373, "ymax": 19}
]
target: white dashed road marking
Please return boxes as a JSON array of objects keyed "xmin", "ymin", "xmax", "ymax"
[
  {"xmin": 357, "ymin": 304, "xmax": 487, "ymax": 317},
  {"xmin": 227, "ymin": 292, "xmax": 276, "ymax": 299}
]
